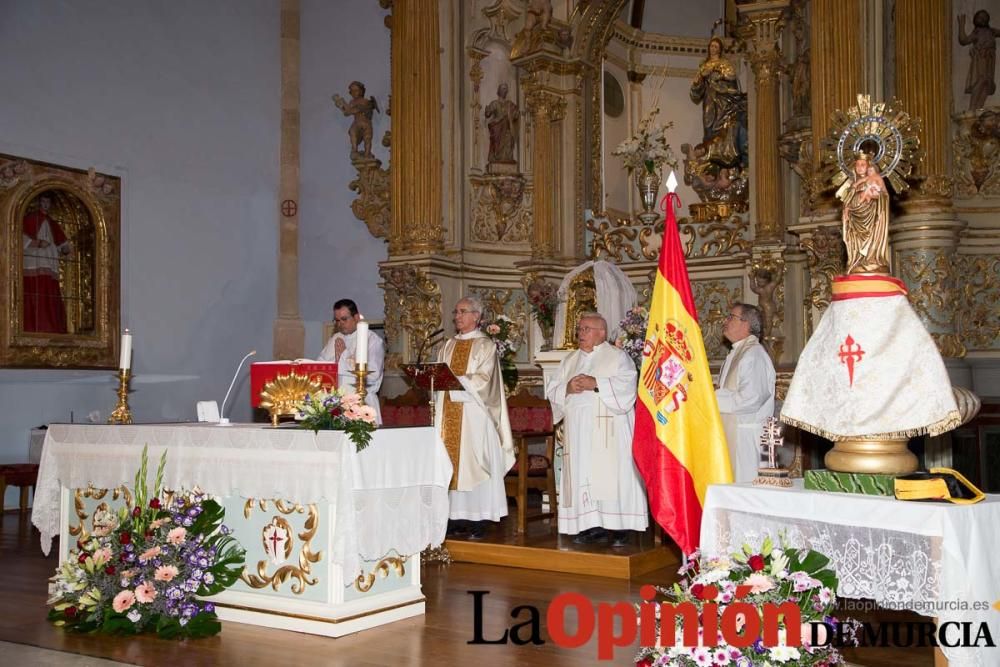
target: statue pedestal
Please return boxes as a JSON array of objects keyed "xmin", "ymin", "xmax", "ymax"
[{"xmin": 534, "ymin": 349, "xmax": 571, "ymax": 395}]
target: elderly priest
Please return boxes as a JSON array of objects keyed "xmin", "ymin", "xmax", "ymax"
[
  {"xmin": 546, "ymin": 313, "xmax": 649, "ymax": 547},
  {"xmin": 715, "ymin": 303, "xmax": 775, "ymax": 482},
  {"xmin": 436, "ymin": 296, "xmax": 515, "ymax": 540}
]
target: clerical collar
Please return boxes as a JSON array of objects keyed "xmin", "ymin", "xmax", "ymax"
[
  {"xmin": 729, "ymin": 335, "xmax": 757, "ymax": 354},
  {"xmin": 455, "ymin": 329, "xmax": 481, "ymax": 340},
  {"xmin": 581, "ymin": 341, "xmax": 609, "ymax": 355}
]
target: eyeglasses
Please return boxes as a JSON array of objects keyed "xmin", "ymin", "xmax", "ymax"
[
  {"xmin": 724, "ymin": 313, "xmax": 747, "ymax": 322},
  {"xmin": 576, "ymin": 325, "xmax": 602, "ymax": 332},
  {"xmin": 452, "ymin": 309, "xmax": 477, "ymax": 316}
]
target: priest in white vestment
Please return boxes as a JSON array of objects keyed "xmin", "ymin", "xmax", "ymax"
[
  {"xmin": 318, "ymin": 298, "xmax": 385, "ymax": 424},
  {"xmin": 715, "ymin": 303, "xmax": 776, "ymax": 483},
  {"xmin": 546, "ymin": 313, "xmax": 649, "ymax": 547},
  {"xmin": 436, "ymin": 296, "xmax": 515, "ymax": 540}
]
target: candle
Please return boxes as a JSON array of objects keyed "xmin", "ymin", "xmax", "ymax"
[
  {"xmin": 119, "ymin": 329, "xmax": 132, "ymax": 371},
  {"xmin": 356, "ymin": 319, "xmax": 369, "ymax": 365}
]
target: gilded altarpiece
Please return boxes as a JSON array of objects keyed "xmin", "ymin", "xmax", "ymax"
[{"xmin": 0, "ymin": 154, "xmax": 121, "ymax": 368}]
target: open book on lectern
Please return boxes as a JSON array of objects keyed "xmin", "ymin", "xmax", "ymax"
[{"xmin": 400, "ymin": 363, "xmax": 464, "ymax": 393}]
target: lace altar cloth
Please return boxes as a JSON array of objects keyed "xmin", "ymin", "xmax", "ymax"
[
  {"xmin": 701, "ymin": 482, "xmax": 1000, "ymax": 666},
  {"xmin": 32, "ymin": 423, "xmax": 452, "ymax": 577}
]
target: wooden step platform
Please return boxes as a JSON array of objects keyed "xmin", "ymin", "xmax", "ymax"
[{"xmin": 444, "ymin": 518, "xmax": 680, "ymax": 579}]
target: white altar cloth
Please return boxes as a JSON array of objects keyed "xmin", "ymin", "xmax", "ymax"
[
  {"xmin": 701, "ymin": 481, "xmax": 1000, "ymax": 666},
  {"xmin": 32, "ymin": 423, "xmax": 452, "ymax": 578}
]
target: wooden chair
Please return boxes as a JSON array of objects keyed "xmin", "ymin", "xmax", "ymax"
[
  {"xmin": 379, "ymin": 386, "xmax": 432, "ymax": 427},
  {"xmin": 0, "ymin": 463, "xmax": 40, "ymax": 513},
  {"xmin": 504, "ymin": 388, "xmax": 556, "ymax": 534}
]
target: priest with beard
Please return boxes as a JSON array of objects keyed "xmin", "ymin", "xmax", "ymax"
[
  {"xmin": 436, "ymin": 296, "xmax": 515, "ymax": 540},
  {"xmin": 545, "ymin": 313, "xmax": 648, "ymax": 548},
  {"xmin": 318, "ymin": 298, "xmax": 385, "ymax": 424}
]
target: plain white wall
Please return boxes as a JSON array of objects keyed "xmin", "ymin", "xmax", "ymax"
[
  {"xmin": 299, "ymin": 0, "xmax": 390, "ymax": 355},
  {"xmin": 0, "ymin": 1, "xmax": 392, "ymax": 509}
]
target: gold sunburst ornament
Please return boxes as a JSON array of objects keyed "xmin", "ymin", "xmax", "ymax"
[
  {"xmin": 821, "ymin": 94, "xmax": 921, "ymax": 198},
  {"xmin": 259, "ymin": 372, "xmax": 321, "ymax": 426}
]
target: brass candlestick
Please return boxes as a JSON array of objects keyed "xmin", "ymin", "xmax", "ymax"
[
  {"xmin": 108, "ymin": 370, "xmax": 133, "ymax": 424},
  {"xmin": 353, "ymin": 362, "xmax": 370, "ymax": 403}
]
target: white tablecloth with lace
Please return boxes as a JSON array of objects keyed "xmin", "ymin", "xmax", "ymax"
[
  {"xmin": 700, "ymin": 481, "xmax": 1000, "ymax": 666},
  {"xmin": 31, "ymin": 423, "xmax": 452, "ymax": 577}
]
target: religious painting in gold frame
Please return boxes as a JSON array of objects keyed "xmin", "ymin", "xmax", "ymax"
[{"xmin": 0, "ymin": 153, "xmax": 121, "ymax": 368}]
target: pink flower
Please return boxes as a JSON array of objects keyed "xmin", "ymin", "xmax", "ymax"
[
  {"xmin": 154, "ymin": 565, "xmax": 179, "ymax": 582},
  {"xmin": 134, "ymin": 581, "xmax": 157, "ymax": 604},
  {"xmin": 357, "ymin": 406, "xmax": 377, "ymax": 424},
  {"xmin": 344, "ymin": 405, "xmax": 362, "ymax": 421},
  {"xmin": 138, "ymin": 545, "xmax": 161, "ymax": 563},
  {"xmin": 112, "ymin": 590, "xmax": 135, "ymax": 613},
  {"xmin": 341, "ymin": 393, "xmax": 362, "ymax": 408},
  {"xmin": 743, "ymin": 572, "xmax": 774, "ymax": 594},
  {"xmin": 92, "ymin": 547, "xmax": 112, "ymax": 565},
  {"xmin": 167, "ymin": 527, "xmax": 187, "ymax": 545},
  {"xmin": 487, "ymin": 324, "xmax": 501, "ymax": 335},
  {"xmin": 120, "ymin": 569, "xmax": 137, "ymax": 580},
  {"xmin": 149, "ymin": 518, "xmax": 168, "ymax": 529}
]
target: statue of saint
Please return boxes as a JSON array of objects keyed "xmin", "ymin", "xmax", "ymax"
[
  {"xmin": 690, "ymin": 37, "xmax": 748, "ymax": 170},
  {"xmin": 841, "ymin": 152, "xmax": 890, "ymax": 275},
  {"xmin": 333, "ymin": 81, "xmax": 379, "ymax": 159},
  {"xmin": 749, "ymin": 267, "xmax": 778, "ymax": 342},
  {"xmin": 958, "ymin": 10, "xmax": 1000, "ymax": 111},
  {"xmin": 485, "ymin": 83, "xmax": 519, "ymax": 171}
]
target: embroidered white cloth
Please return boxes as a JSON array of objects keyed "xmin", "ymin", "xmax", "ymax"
[
  {"xmin": 31, "ymin": 423, "xmax": 452, "ymax": 577},
  {"xmin": 701, "ymin": 482, "xmax": 1000, "ymax": 666},
  {"xmin": 781, "ymin": 292, "xmax": 960, "ymax": 440},
  {"xmin": 553, "ymin": 260, "xmax": 637, "ymax": 348}
]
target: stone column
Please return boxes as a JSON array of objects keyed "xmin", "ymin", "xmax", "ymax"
[
  {"xmin": 892, "ymin": 0, "xmax": 965, "ymax": 360},
  {"xmin": 390, "ymin": 0, "xmax": 443, "ymax": 254},
  {"xmin": 738, "ymin": 1, "xmax": 788, "ymax": 243},
  {"xmin": 273, "ymin": 0, "xmax": 305, "ymax": 359},
  {"xmin": 525, "ymin": 88, "xmax": 566, "ymax": 259}
]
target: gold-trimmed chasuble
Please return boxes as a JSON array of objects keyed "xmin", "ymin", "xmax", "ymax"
[{"xmin": 441, "ymin": 339, "xmax": 474, "ymax": 490}]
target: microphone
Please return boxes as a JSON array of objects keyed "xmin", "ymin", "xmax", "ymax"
[
  {"xmin": 417, "ymin": 328, "xmax": 445, "ymax": 364},
  {"xmin": 218, "ymin": 350, "xmax": 256, "ymax": 426}
]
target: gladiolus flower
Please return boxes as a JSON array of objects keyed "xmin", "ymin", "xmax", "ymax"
[
  {"xmin": 113, "ymin": 590, "xmax": 135, "ymax": 613},
  {"xmin": 149, "ymin": 498, "xmax": 161, "ymax": 509},
  {"xmin": 132, "ymin": 507, "xmax": 141, "ymax": 518}
]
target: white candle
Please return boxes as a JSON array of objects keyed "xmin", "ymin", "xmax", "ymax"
[
  {"xmin": 119, "ymin": 330, "xmax": 132, "ymax": 371},
  {"xmin": 356, "ymin": 320, "xmax": 369, "ymax": 365}
]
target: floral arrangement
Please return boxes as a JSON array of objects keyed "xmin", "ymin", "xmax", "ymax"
[
  {"xmin": 483, "ymin": 315, "xmax": 520, "ymax": 393},
  {"xmin": 47, "ymin": 447, "xmax": 245, "ymax": 639},
  {"xmin": 297, "ymin": 388, "xmax": 377, "ymax": 452},
  {"xmin": 616, "ymin": 306, "xmax": 649, "ymax": 370},
  {"xmin": 613, "ymin": 107, "xmax": 678, "ymax": 175},
  {"xmin": 526, "ymin": 280, "xmax": 559, "ymax": 331},
  {"xmin": 636, "ymin": 536, "xmax": 858, "ymax": 666}
]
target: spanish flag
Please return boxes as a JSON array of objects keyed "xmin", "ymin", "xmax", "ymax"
[{"xmin": 632, "ymin": 192, "xmax": 732, "ymax": 556}]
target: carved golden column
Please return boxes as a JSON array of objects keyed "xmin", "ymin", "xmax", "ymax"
[
  {"xmin": 389, "ymin": 0, "xmax": 443, "ymax": 254},
  {"xmin": 892, "ymin": 0, "xmax": 965, "ymax": 359},
  {"xmin": 738, "ymin": 2, "xmax": 788, "ymax": 243},
  {"xmin": 809, "ymin": 0, "xmax": 862, "ymax": 209},
  {"xmin": 895, "ymin": 0, "xmax": 952, "ymax": 205},
  {"xmin": 525, "ymin": 87, "xmax": 566, "ymax": 259},
  {"xmin": 273, "ymin": 0, "xmax": 305, "ymax": 358}
]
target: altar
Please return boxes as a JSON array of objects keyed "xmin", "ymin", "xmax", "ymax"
[
  {"xmin": 32, "ymin": 423, "xmax": 452, "ymax": 637},
  {"xmin": 701, "ymin": 481, "xmax": 1000, "ymax": 666}
]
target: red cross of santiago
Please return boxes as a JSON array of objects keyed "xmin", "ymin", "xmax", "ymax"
[{"xmin": 838, "ymin": 334, "xmax": 865, "ymax": 387}]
